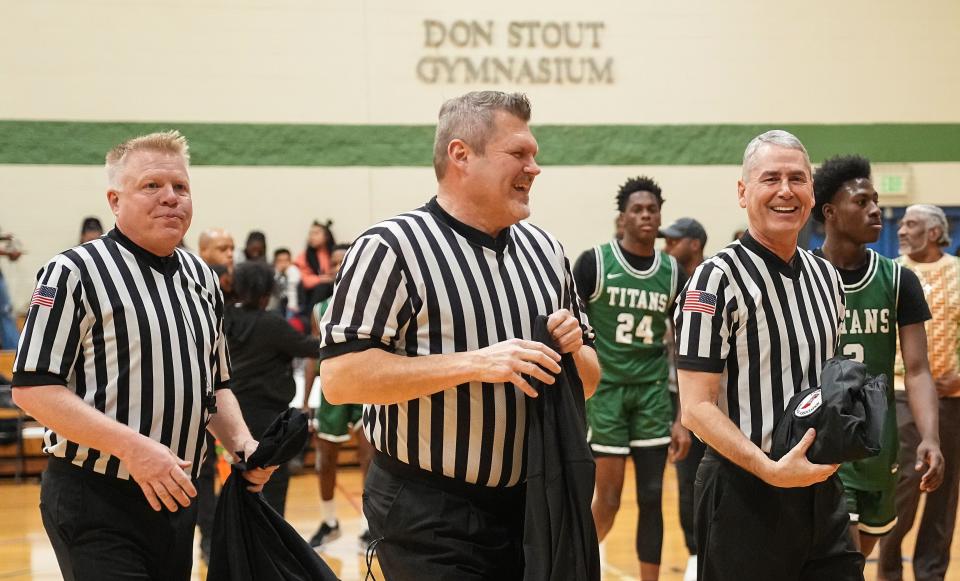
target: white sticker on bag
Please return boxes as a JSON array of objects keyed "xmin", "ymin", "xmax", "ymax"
[{"xmin": 794, "ymin": 389, "xmax": 822, "ymax": 418}]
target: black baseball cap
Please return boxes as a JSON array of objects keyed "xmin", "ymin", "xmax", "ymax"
[{"xmin": 659, "ymin": 217, "xmax": 707, "ymax": 246}]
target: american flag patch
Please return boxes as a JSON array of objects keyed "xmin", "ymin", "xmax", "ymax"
[
  {"xmin": 683, "ymin": 290, "xmax": 717, "ymax": 316},
  {"xmin": 30, "ymin": 284, "xmax": 57, "ymax": 309}
]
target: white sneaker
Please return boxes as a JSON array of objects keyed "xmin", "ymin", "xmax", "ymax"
[{"xmin": 683, "ymin": 555, "xmax": 697, "ymax": 581}]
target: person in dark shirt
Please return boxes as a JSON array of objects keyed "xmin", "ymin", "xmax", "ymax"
[{"xmin": 226, "ymin": 261, "xmax": 320, "ymax": 515}]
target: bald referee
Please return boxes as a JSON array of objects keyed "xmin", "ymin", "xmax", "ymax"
[
  {"xmin": 318, "ymin": 91, "xmax": 601, "ymax": 580},
  {"xmin": 674, "ymin": 130, "xmax": 864, "ymax": 580},
  {"xmin": 12, "ymin": 130, "xmax": 274, "ymax": 581}
]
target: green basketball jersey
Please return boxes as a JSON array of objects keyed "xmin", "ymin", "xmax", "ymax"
[
  {"xmin": 312, "ymin": 299, "xmax": 332, "ymax": 374},
  {"xmin": 313, "ymin": 298, "xmax": 331, "ymax": 326},
  {"xmin": 587, "ymin": 242, "xmax": 679, "ymax": 385},
  {"xmin": 837, "ymin": 249, "xmax": 902, "ymax": 490}
]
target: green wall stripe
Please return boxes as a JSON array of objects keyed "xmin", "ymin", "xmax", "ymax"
[{"xmin": 1, "ymin": 120, "xmax": 958, "ymax": 166}]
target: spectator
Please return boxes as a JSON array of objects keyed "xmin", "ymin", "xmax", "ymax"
[
  {"xmin": 196, "ymin": 226, "xmax": 237, "ymax": 562},
  {"xmin": 198, "ymin": 228, "xmax": 235, "ymax": 269},
  {"xmin": 662, "ymin": 217, "xmax": 708, "ymax": 581},
  {"xmin": 0, "ymin": 230, "xmax": 22, "ymax": 349},
  {"xmin": 878, "ymin": 204, "xmax": 960, "ymax": 581},
  {"xmin": 242, "ymin": 230, "xmax": 267, "ymax": 263},
  {"xmin": 268, "ymin": 248, "xmax": 301, "ymax": 318},
  {"xmin": 225, "ymin": 261, "xmax": 320, "ymax": 515},
  {"xmin": 79, "ymin": 217, "xmax": 104, "ymax": 244},
  {"xmin": 295, "ymin": 220, "xmax": 336, "ymax": 313}
]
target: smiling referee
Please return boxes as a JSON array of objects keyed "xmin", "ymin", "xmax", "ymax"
[
  {"xmin": 318, "ymin": 91, "xmax": 601, "ymax": 580},
  {"xmin": 12, "ymin": 131, "xmax": 275, "ymax": 581},
  {"xmin": 674, "ymin": 130, "xmax": 864, "ymax": 580}
]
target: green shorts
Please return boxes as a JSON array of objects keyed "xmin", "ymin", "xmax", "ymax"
[
  {"xmin": 586, "ymin": 379, "xmax": 673, "ymax": 456},
  {"xmin": 843, "ymin": 484, "xmax": 898, "ymax": 535},
  {"xmin": 315, "ymin": 391, "xmax": 364, "ymax": 443}
]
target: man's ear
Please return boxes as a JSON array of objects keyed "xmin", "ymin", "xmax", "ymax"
[
  {"xmin": 821, "ymin": 203, "xmax": 835, "ymax": 222},
  {"xmin": 107, "ymin": 189, "xmax": 121, "ymax": 217},
  {"xmin": 737, "ymin": 180, "xmax": 747, "ymax": 209},
  {"xmin": 929, "ymin": 226, "xmax": 943, "ymax": 245},
  {"xmin": 447, "ymin": 139, "xmax": 470, "ymax": 172}
]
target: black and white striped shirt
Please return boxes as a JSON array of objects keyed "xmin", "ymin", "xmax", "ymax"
[
  {"xmin": 674, "ymin": 232, "xmax": 845, "ymax": 452},
  {"xmin": 13, "ymin": 228, "xmax": 230, "ymax": 480},
  {"xmin": 318, "ymin": 198, "xmax": 593, "ymax": 487}
]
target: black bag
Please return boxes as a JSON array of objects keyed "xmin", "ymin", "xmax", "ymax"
[
  {"xmin": 770, "ymin": 356, "xmax": 887, "ymax": 465},
  {"xmin": 207, "ymin": 408, "xmax": 339, "ymax": 581},
  {"xmin": 523, "ymin": 315, "xmax": 601, "ymax": 581}
]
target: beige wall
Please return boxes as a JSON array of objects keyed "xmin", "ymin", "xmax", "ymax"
[
  {"xmin": 3, "ymin": 162, "xmax": 959, "ymax": 307},
  {"xmin": 3, "ymin": 1, "xmax": 959, "ymax": 124},
  {"xmin": 2, "ymin": 0, "xmax": 959, "ymax": 306}
]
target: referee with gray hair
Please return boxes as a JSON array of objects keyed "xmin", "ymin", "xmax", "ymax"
[
  {"xmin": 12, "ymin": 130, "xmax": 275, "ymax": 581},
  {"xmin": 318, "ymin": 91, "xmax": 600, "ymax": 580},
  {"xmin": 674, "ymin": 130, "xmax": 864, "ymax": 580}
]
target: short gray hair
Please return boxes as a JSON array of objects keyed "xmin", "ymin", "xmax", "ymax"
[
  {"xmin": 106, "ymin": 130, "xmax": 190, "ymax": 188},
  {"xmin": 742, "ymin": 130, "xmax": 811, "ymax": 179},
  {"xmin": 906, "ymin": 204, "xmax": 952, "ymax": 247},
  {"xmin": 433, "ymin": 91, "xmax": 532, "ymax": 180}
]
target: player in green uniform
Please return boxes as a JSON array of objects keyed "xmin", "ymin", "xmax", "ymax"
[
  {"xmin": 813, "ymin": 155, "xmax": 944, "ymax": 557},
  {"xmin": 574, "ymin": 176, "xmax": 689, "ymax": 581},
  {"xmin": 303, "ymin": 243, "xmax": 374, "ymax": 548}
]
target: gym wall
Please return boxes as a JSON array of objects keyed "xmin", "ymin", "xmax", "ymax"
[{"xmin": 2, "ymin": 0, "xmax": 958, "ymax": 306}]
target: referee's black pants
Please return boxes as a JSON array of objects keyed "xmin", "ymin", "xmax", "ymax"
[
  {"xmin": 40, "ymin": 458, "xmax": 198, "ymax": 581},
  {"xmin": 363, "ymin": 452, "xmax": 525, "ymax": 581},
  {"xmin": 695, "ymin": 449, "xmax": 864, "ymax": 581}
]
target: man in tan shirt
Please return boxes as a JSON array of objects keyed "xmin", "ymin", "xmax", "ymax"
[{"xmin": 879, "ymin": 204, "xmax": 960, "ymax": 581}]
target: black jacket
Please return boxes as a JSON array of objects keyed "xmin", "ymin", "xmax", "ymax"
[
  {"xmin": 523, "ymin": 315, "xmax": 601, "ymax": 581},
  {"xmin": 225, "ymin": 306, "xmax": 320, "ymax": 437},
  {"xmin": 208, "ymin": 408, "xmax": 339, "ymax": 581},
  {"xmin": 771, "ymin": 355, "xmax": 887, "ymax": 465}
]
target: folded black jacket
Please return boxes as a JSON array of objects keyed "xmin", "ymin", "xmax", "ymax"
[
  {"xmin": 207, "ymin": 408, "xmax": 340, "ymax": 581},
  {"xmin": 523, "ymin": 315, "xmax": 601, "ymax": 581},
  {"xmin": 770, "ymin": 356, "xmax": 887, "ymax": 465}
]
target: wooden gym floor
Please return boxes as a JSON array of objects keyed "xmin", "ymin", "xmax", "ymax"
[{"xmin": 2, "ymin": 460, "xmax": 958, "ymax": 580}]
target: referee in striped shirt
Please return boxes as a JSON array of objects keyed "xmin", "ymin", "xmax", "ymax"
[
  {"xmin": 12, "ymin": 131, "xmax": 275, "ymax": 581},
  {"xmin": 674, "ymin": 130, "xmax": 864, "ymax": 580},
  {"xmin": 318, "ymin": 91, "xmax": 601, "ymax": 580}
]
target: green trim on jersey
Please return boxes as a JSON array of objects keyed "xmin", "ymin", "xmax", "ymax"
[
  {"xmin": 313, "ymin": 298, "xmax": 331, "ymax": 326},
  {"xmin": 837, "ymin": 250, "xmax": 902, "ymax": 491},
  {"xmin": 587, "ymin": 242, "xmax": 679, "ymax": 385},
  {"xmin": 312, "ymin": 299, "xmax": 331, "ymax": 374}
]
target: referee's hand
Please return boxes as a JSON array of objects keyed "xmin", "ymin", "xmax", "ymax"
[
  {"xmin": 238, "ymin": 439, "xmax": 279, "ymax": 493},
  {"xmin": 473, "ymin": 338, "xmax": 562, "ymax": 398},
  {"xmin": 125, "ymin": 436, "xmax": 197, "ymax": 512},
  {"xmin": 546, "ymin": 309, "xmax": 583, "ymax": 354},
  {"xmin": 764, "ymin": 428, "xmax": 838, "ymax": 488}
]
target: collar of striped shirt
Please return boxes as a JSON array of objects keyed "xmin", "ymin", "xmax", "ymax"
[
  {"xmin": 426, "ymin": 196, "xmax": 512, "ymax": 253},
  {"xmin": 107, "ymin": 228, "xmax": 180, "ymax": 276},
  {"xmin": 740, "ymin": 230, "xmax": 802, "ymax": 280}
]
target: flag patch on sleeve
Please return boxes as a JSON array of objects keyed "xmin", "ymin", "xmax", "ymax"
[
  {"xmin": 30, "ymin": 284, "xmax": 57, "ymax": 308},
  {"xmin": 682, "ymin": 290, "xmax": 717, "ymax": 316}
]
